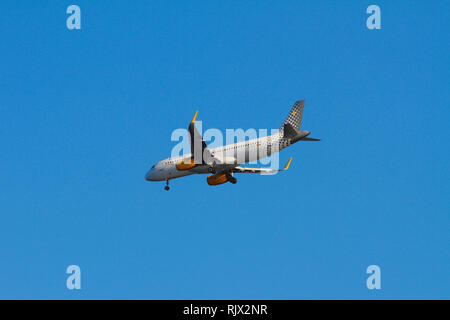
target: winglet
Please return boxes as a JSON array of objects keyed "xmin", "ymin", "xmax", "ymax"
[
  {"xmin": 191, "ymin": 110, "xmax": 199, "ymax": 124},
  {"xmin": 284, "ymin": 157, "xmax": 292, "ymax": 170}
]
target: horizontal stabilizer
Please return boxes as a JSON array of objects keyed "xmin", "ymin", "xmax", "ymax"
[{"xmin": 301, "ymin": 137, "xmax": 321, "ymax": 141}]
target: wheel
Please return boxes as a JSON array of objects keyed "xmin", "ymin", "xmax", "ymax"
[
  {"xmin": 164, "ymin": 186, "xmax": 170, "ymax": 191},
  {"xmin": 226, "ymin": 173, "xmax": 237, "ymax": 184}
]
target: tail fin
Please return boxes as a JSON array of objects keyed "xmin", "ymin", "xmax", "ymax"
[{"xmin": 280, "ymin": 100, "xmax": 304, "ymax": 136}]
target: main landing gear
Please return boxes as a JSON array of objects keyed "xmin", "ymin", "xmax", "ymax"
[
  {"xmin": 226, "ymin": 172, "xmax": 237, "ymax": 184},
  {"xmin": 208, "ymin": 167, "xmax": 216, "ymax": 174},
  {"xmin": 164, "ymin": 179, "xmax": 170, "ymax": 191}
]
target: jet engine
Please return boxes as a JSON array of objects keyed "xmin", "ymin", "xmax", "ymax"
[
  {"xmin": 207, "ymin": 173, "xmax": 228, "ymax": 186},
  {"xmin": 176, "ymin": 158, "xmax": 196, "ymax": 171},
  {"xmin": 207, "ymin": 172, "xmax": 237, "ymax": 186}
]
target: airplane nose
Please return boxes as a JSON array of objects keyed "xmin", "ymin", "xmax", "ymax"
[{"xmin": 145, "ymin": 168, "xmax": 154, "ymax": 181}]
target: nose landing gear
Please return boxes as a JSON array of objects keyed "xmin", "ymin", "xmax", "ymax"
[{"xmin": 164, "ymin": 179, "xmax": 170, "ymax": 191}]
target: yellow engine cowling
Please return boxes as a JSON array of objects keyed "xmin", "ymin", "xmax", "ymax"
[
  {"xmin": 207, "ymin": 173, "xmax": 228, "ymax": 186},
  {"xmin": 176, "ymin": 158, "xmax": 196, "ymax": 171}
]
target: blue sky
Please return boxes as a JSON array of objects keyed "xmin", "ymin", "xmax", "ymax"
[{"xmin": 0, "ymin": 1, "xmax": 448, "ymax": 299}]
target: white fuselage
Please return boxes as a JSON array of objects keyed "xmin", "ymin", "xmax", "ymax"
[{"xmin": 145, "ymin": 132, "xmax": 288, "ymax": 181}]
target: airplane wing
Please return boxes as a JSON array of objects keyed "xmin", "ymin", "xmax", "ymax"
[
  {"xmin": 188, "ymin": 111, "xmax": 214, "ymax": 165},
  {"xmin": 231, "ymin": 157, "xmax": 292, "ymax": 174}
]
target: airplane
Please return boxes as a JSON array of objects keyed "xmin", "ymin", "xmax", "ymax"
[{"xmin": 145, "ymin": 100, "xmax": 319, "ymax": 190}]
